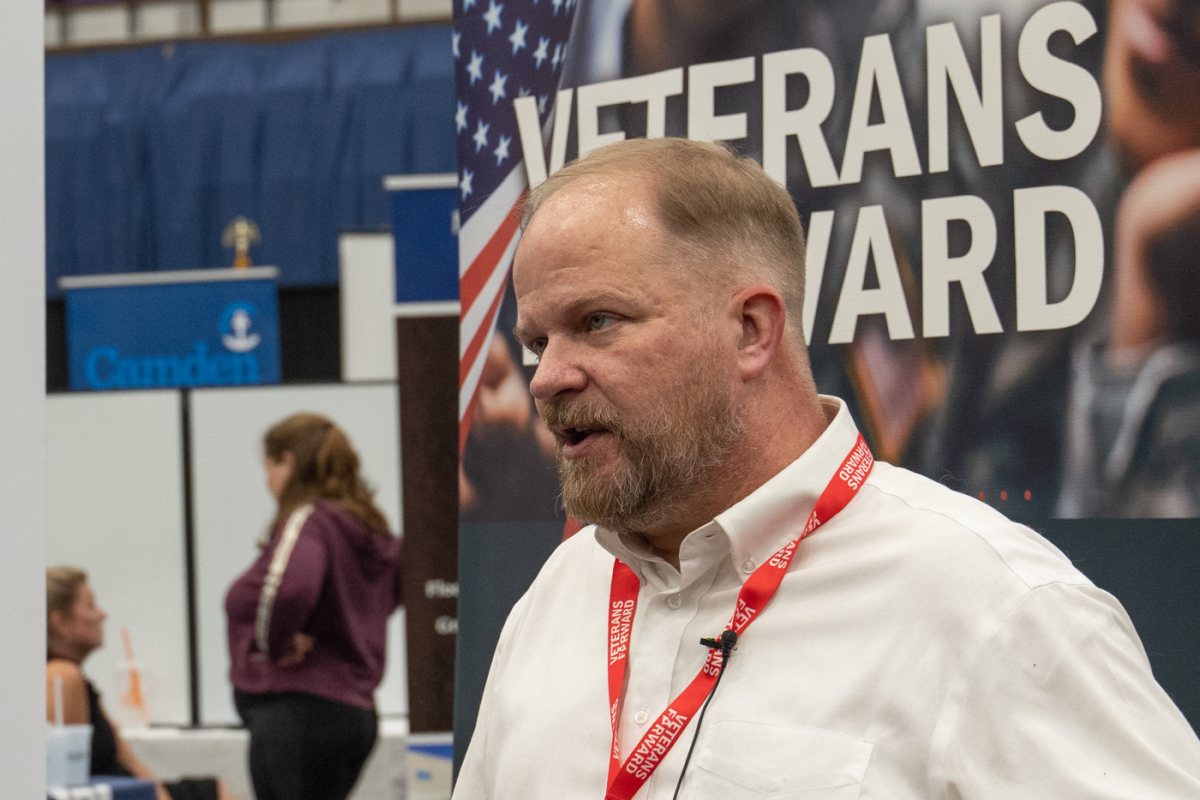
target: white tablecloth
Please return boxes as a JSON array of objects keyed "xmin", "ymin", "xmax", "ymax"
[{"xmin": 123, "ymin": 717, "xmax": 408, "ymax": 800}]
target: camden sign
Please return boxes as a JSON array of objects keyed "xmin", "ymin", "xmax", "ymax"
[{"xmin": 62, "ymin": 268, "xmax": 281, "ymax": 391}]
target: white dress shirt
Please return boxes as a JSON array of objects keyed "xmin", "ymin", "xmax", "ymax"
[{"xmin": 454, "ymin": 397, "xmax": 1200, "ymax": 799}]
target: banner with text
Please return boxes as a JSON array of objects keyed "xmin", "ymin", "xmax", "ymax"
[{"xmin": 455, "ymin": 0, "xmax": 1200, "ymax": 522}]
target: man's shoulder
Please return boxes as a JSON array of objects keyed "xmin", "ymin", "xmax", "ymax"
[{"xmin": 855, "ymin": 461, "xmax": 1090, "ymax": 593}]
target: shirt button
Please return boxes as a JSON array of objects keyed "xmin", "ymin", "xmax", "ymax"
[
  {"xmin": 634, "ymin": 710, "xmax": 650, "ymax": 725},
  {"xmin": 667, "ymin": 595, "xmax": 682, "ymax": 609},
  {"xmin": 742, "ymin": 559, "xmax": 756, "ymax": 573}
]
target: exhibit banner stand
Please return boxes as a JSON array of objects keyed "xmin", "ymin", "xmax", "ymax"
[{"xmin": 386, "ymin": 173, "xmax": 460, "ymax": 799}]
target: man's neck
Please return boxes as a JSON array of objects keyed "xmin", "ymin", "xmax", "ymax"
[{"xmin": 634, "ymin": 397, "xmax": 832, "ymax": 571}]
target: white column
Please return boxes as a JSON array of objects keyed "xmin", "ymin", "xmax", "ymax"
[
  {"xmin": 0, "ymin": 3, "xmax": 46, "ymax": 795},
  {"xmin": 339, "ymin": 232, "xmax": 399, "ymax": 382}
]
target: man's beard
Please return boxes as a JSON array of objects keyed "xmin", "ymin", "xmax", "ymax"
[{"xmin": 540, "ymin": 356, "xmax": 743, "ymax": 535}]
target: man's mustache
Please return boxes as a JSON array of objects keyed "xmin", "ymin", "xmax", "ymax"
[{"xmin": 540, "ymin": 399, "xmax": 625, "ymax": 442}]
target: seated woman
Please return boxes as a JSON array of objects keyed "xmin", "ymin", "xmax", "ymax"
[{"xmin": 46, "ymin": 566, "xmax": 232, "ymax": 800}]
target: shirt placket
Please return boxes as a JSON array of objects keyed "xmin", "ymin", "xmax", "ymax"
[{"xmin": 617, "ymin": 550, "xmax": 726, "ymax": 799}]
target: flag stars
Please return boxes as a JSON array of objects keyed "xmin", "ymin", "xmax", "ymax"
[
  {"xmin": 508, "ymin": 20, "xmax": 528, "ymax": 56},
  {"xmin": 483, "ymin": 0, "xmax": 504, "ymax": 34},
  {"xmin": 456, "ymin": 0, "xmax": 577, "ymax": 220},
  {"xmin": 488, "ymin": 70, "xmax": 509, "ymax": 104},
  {"xmin": 473, "ymin": 119, "xmax": 490, "ymax": 153},
  {"xmin": 533, "ymin": 37, "xmax": 550, "ymax": 68},
  {"xmin": 466, "ymin": 50, "xmax": 484, "ymax": 85},
  {"xmin": 493, "ymin": 135, "xmax": 511, "ymax": 166}
]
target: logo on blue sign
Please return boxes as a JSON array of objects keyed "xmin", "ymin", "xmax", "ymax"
[
  {"xmin": 84, "ymin": 302, "xmax": 264, "ymax": 390},
  {"xmin": 220, "ymin": 302, "xmax": 262, "ymax": 353}
]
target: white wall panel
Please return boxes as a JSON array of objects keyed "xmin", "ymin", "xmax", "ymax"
[
  {"xmin": 399, "ymin": 0, "xmax": 452, "ymax": 21},
  {"xmin": 209, "ymin": 0, "xmax": 266, "ymax": 35},
  {"xmin": 69, "ymin": 4, "xmax": 132, "ymax": 45},
  {"xmin": 137, "ymin": 1, "xmax": 202, "ymax": 40},
  {"xmin": 45, "ymin": 10, "xmax": 64, "ymax": 47},
  {"xmin": 340, "ymin": 232, "xmax": 398, "ymax": 383},
  {"xmin": 275, "ymin": 0, "xmax": 391, "ymax": 29},
  {"xmin": 46, "ymin": 391, "xmax": 192, "ymax": 727},
  {"xmin": 190, "ymin": 382, "xmax": 404, "ymax": 724}
]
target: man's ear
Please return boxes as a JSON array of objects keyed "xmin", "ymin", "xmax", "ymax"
[{"xmin": 733, "ymin": 284, "xmax": 787, "ymax": 382}]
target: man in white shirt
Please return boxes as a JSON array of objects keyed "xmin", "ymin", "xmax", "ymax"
[{"xmin": 453, "ymin": 137, "xmax": 1200, "ymax": 799}]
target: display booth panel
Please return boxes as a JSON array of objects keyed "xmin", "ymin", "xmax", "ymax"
[
  {"xmin": 46, "ymin": 390, "xmax": 192, "ymax": 726},
  {"xmin": 190, "ymin": 382, "xmax": 404, "ymax": 725}
]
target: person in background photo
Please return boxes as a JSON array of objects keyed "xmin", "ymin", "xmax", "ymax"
[
  {"xmin": 225, "ymin": 413, "xmax": 402, "ymax": 800},
  {"xmin": 46, "ymin": 566, "xmax": 232, "ymax": 800}
]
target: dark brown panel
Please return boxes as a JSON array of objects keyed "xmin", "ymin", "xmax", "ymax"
[{"xmin": 396, "ymin": 314, "xmax": 459, "ymax": 733}]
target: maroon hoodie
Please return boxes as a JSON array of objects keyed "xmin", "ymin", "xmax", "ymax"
[{"xmin": 225, "ymin": 500, "xmax": 402, "ymax": 710}]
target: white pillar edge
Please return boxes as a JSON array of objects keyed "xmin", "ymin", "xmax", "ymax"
[{"xmin": 0, "ymin": 5, "xmax": 47, "ymax": 795}]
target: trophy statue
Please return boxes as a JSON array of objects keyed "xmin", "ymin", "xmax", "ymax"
[{"xmin": 222, "ymin": 216, "xmax": 261, "ymax": 269}]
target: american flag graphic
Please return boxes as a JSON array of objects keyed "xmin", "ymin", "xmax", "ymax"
[{"xmin": 453, "ymin": 0, "xmax": 578, "ymax": 451}]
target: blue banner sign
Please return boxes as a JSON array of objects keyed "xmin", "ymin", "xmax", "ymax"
[
  {"xmin": 387, "ymin": 175, "xmax": 460, "ymax": 305},
  {"xmin": 62, "ymin": 268, "xmax": 281, "ymax": 391}
]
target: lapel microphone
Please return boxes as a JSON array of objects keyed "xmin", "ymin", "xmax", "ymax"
[
  {"xmin": 671, "ymin": 629, "xmax": 739, "ymax": 800},
  {"xmin": 699, "ymin": 629, "xmax": 739, "ymax": 659}
]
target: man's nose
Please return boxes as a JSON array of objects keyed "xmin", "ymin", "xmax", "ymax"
[{"xmin": 528, "ymin": 339, "xmax": 587, "ymax": 401}]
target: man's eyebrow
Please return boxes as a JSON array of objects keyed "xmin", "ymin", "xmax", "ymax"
[{"xmin": 511, "ymin": 290, "xmax": 638, "ymax": 343}]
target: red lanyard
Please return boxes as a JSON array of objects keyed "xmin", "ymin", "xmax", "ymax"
[{"xmin": 604, "ymin": 434, "xmax": 873, "ymax": 800}]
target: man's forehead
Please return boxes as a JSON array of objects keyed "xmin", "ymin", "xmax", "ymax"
[
  {"xmin": 531, "ymin": 173, "xmax": 658, "ymax": 232},
  {"xmin": 516, "ymin": 181, "xmax": 661, "ymax": 281}
]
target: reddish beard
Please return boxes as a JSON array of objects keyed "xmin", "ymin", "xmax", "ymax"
[{"xmin": 539, "ymin": 365, "xmax": 742, "ymax": 534}]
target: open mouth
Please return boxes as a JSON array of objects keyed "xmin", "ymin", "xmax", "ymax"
[{"xmin": 562, "ymin": 426, "xmax": 608, "ymax": 447}]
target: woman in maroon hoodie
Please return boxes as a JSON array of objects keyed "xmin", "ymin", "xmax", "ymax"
[{"xmin": 226, "ymin": 413, "xmax": 402, "ymax": 800}]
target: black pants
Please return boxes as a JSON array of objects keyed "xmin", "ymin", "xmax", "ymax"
[{"xmin": 235, "ymin": 690, "xmax": 378, "ymax": 800}]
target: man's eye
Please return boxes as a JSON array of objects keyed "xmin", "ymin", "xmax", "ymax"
[
  {"xmin": 531, "ymin": 339, "xmax": 547, "ymax": 356},
  {"xmin": 588, "ymin": 314, "xmax": 614, "ymax": 331}
]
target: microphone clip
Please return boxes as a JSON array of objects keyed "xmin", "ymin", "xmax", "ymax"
[{"xmin": 699, "ymin": 629, "xmax": 738, "ymax": 658}]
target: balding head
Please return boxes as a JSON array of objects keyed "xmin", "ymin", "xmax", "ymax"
[{"xmin": 523, "ymin": 138, "xmax": 810, "ymax": 350}]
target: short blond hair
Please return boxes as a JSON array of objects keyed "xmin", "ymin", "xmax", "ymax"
[{"xmin": 522, "ymin": 138, "xmax": 808, "ymax": 346}]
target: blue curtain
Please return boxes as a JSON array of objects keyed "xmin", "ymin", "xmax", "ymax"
[{"xmin": 45, "ymin": 26, "xmax": 456, "ymax": 296}]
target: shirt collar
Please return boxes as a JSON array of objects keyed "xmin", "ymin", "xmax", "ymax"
[{"xmin": 595, "ymin": 396, "xmax": 861, "ymax": 585}]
